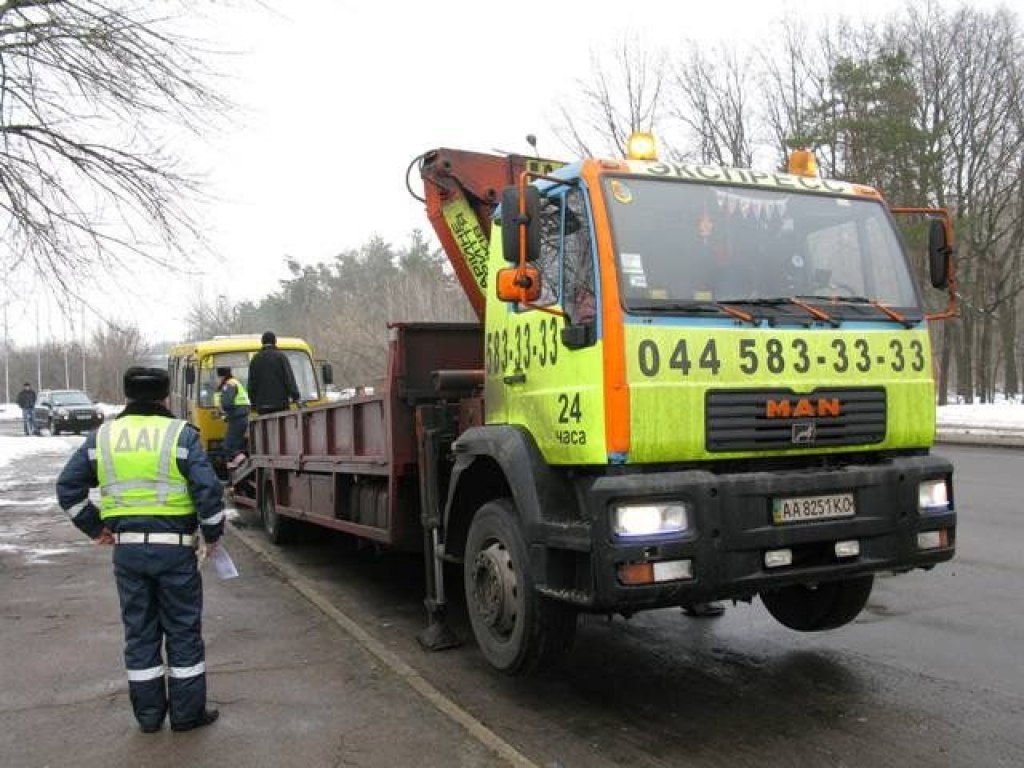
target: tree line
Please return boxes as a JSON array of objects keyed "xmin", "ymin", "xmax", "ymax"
[
  {"xmin": 555, "ymin": 2, "xmax": 1024, "ymax": 403},
  {"xmin": 3, "ymin": 231, "xmax": 473, "ymax": 403},
  {"xmin": 3, "ymin": 2, "xmax": 1021, "ymax": 405}
]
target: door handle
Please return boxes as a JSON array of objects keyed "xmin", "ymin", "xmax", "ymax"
[{"xmin": 503, "ymin": 372, "xmax": 526, "ymax": 385}]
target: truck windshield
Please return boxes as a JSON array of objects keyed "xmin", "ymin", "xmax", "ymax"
[
  {"xmin": 196, "ymin": 349, "xmax": 320, "ymax": 407},
  {"xmin": 603, "ymin": 176, "xmax": 920, "ymax": 318}
]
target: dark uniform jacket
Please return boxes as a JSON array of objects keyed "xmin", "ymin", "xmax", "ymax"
[
  {"xmin": 247, "ymin": 344, "xmax": 300, "ymax": 412},
  {"xmin": 16, "ymin": 387, "xmax": 36, "ymax": 409},
  {"xmin": 56, "ymin": 401, "xmax": 224, "ymax": 543}
]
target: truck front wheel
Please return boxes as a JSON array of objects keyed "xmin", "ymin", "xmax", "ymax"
[
  {"xmin": 759, "ymin": 575, "xmax": 874, "ymax": 632},
  {"xmin": 464, "ymin": 499, "xmax": 576, "ymax": 675},
  {"xmin": 260, "ymin": 479, "xmax": 294, "ymax": 545}
]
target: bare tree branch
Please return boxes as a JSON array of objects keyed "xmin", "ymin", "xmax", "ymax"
[{"xmin": 0, "ymin": 0, "xmax": 231, "ymax": 321}]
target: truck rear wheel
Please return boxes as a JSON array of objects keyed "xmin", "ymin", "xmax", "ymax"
[
  {"xmin": 464, "ymin": 499, "xmax": 576, "ymax": 675},
  {"xmin": 759, "ymin": 575, "xmax": 874, "ymax": 631},
  {"xmin": 260, "ymin": 479, "xmax": 294, "ymax": 545}
]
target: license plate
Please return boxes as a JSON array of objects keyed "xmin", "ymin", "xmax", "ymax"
[{"xmin": 772, "ymin": 493, "xmax": 855, "ymax": 524}]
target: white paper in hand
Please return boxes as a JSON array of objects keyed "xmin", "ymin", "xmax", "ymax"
[{"xmin": 210, "ymin": 545, "xmax": 239, "ymax": 580}]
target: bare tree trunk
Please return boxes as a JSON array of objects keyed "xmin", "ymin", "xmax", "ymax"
[{"xmin": 1000, "ymin": 308, "xmax": 1017, "ymax": 399}]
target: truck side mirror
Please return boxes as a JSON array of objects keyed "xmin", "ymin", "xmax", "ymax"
[
  {"xmin": 501, "ymin": 185, "xmax": 541, "ymax": 262},
  {"xmin": 928, "ymin": 219, "xmax": 951, "ymax": 289},
  {"xmin": 321, "ymin": 362, "xmax": 334, "ymax": 386},
  {"xmin": 185, "ymin": 365, "xmax": 195, "ymax": 385},
  {"xmin": 496, "ymin": 265, "xmax": 542, "ymax": 304}
]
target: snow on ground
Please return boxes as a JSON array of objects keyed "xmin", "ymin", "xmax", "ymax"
[
  {"xmin": 1, "ymin": 399, "xmax": 1023, "ymax": 471},
  {"xmin": 0, "ymin": 401, "xmax": 122, "ymax": 469},
  {"xmin": 0, "ymin": 395, "xmax": 1016, "ymax": 564},
  {"xmin": 934, "ymin": 399, "xmax": 1024, "ymax": 430}
]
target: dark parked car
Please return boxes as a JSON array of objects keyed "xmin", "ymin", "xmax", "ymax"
[{"xmin": 34, "ymin": 389, "xmax": 105, "ymax": 435}]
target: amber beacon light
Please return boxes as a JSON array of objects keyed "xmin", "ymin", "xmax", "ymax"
[
  {"xmin": 626, "ymin": 132, "xmax": 658, "ymax": 161},
  {"xmin": 787, "ymin": 147, "xmax": 819, "ymax": 177}
]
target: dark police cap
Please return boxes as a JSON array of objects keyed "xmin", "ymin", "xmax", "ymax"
[
  {"xmin": 123, "ymin": 366, "xmax": 170, "ymax": 401},
  {"xmin": 261, "ymin": 331, "xmax": 276, "ymax": 345},
  {"xmin": 216, "ymin": 366, "xmax": 231, "ymax": 377}
]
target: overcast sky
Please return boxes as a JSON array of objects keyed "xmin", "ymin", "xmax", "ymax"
[{"xmin": 2, "ymin": 0, "xmax": 1006, "ymax": 346}]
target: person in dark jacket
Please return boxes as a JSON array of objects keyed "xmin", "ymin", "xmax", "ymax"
[
  {"xmin": 16, "ymin": 382, "xmax": 37, "ymax": 436},
  {"xmin": 56, "ymin": 367, "xmax": 223, "ymax": 733},
  {"xmin": 216, "ymin": 366, "xmax": 250, "ymax": 467},
  {"xmin": 247, "ymin": 331, "xmax": 300, "ymax": 415}
]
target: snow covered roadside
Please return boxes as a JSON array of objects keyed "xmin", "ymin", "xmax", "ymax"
[
  {"xmin": 1, "ymin": 400, "xmax": 1022, "ymax": 468},
  {"xmin": 935, "ymin": 401, "xmax": 1024, "ymax": 430},
  {"xmin": 0, "ymin": 402, "xmax": 122, "ymax": 469}
]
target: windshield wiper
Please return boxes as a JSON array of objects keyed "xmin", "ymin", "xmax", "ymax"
[
  {"xmin": 718, "ymin": 297, "xmax": 839, "ymax": 327},
  {"xmin": 795, "ymin": 295, "xmax": 919, "ymax": 328},
  {"xmin": 628, "ymin": 300, "xmax": 757, "ymax": 326}
]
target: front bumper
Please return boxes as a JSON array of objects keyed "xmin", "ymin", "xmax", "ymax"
[
  {"xmin": 52, "ymin": 412, "xmax": 103, "ymax": 432},
  {"xmin": 536, "ymin": 454, "xmax": 955, "ymax": 612}
]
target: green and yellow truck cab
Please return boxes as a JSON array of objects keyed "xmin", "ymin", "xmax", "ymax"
[{"xmin": 419, "ymin": 139, "xmax": 957, "ymax": 673}]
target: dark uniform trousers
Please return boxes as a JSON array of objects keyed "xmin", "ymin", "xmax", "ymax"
[{"xmin": 113, "ymin": 542, "xmax": 206, "ymax": 729}]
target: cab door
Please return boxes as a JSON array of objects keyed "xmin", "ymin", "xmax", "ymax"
[{"xmin": 493, "ymin": 186, "xmax": 607, "ymax": 466}]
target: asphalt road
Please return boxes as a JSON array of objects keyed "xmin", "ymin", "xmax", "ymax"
[
  {"xmin": 229, "ymin": 442, "xmax": 1024, "ymax": 768},
  {"xmin": 3, "ymin": 422, "xmax": 1022, "ymax": 768}
]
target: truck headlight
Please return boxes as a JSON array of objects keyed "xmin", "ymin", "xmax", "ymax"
[
  {"xmin": 613, "ymin": 503, "xmax": 689, "ymax": 537},
  {"xmin": 919, "ymin": 479, "xmax": 950, "ymax": 513}
]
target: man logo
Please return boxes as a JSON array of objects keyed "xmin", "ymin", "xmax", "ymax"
[
  {"xmin": 792, "ymin": 422, "xmax": 817, "ymax": 444},
  {"xmin": 766, "ymin": 397, "xmax": 842, "ymax": 419}
]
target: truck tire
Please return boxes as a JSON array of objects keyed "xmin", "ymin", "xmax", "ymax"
[
  {"xmin": 463, "ymin": 499, "xmax": 576, "ymax": 675},
  {"xmin": 759, "ymin": 575, "xmax": 874, "ymax": 632},
  {"xmin": 260, "ymin": 479, "xmax": 294, "ymax": 545}
]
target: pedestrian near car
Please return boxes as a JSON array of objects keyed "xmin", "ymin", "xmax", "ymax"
[
  {"xmin": 56, "ymin": 367, "xmax": 223, "ymax": 734},
  {"xmin": 16, "ymin": 382, "xmax": 36, "ymax": 436},
  {"xmin": 247, "ymin": 331, "xmax": 301, "ymax": 415},
  {"xmin": 215, "ymin": 366, "xmax": 250, "ymax": 467}
]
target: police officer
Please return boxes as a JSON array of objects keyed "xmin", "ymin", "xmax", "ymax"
[
  {"xmin": 57, "ymin": 367, "xmax": 224, "ymax": 733},
  {"xmin": 215, "ymin": 365, "xmax": 250, "ymax": 468}
]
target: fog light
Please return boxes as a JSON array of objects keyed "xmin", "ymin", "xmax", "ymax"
[
  {"xmin": 618, "ymin": 559, "xmax": 693, "ymax": 585},
  {"xmin": 653, "ymin": 559, "xmax": 693, "ymax": 582},
  {"xmin": 835, "ymin": 540, "xmax": 860, "ymax": 558},
  {"xmin": 764, "ymin": 549, "xmax": 793, "ymax": 568},
  {"xmin": 917, "ymin": 529, "xmax": 948, "ymax": 550}
]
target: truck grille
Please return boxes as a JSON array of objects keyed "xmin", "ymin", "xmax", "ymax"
[{"xmin": 705, "ymin": 387, "xmax": 886, "ymax": 452}]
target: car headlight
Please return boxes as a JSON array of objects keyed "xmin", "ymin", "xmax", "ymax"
[
  {"xmin": 919, "ymin": 479, "xmax": 950, "ymax": 513},
  {"xmin": 613, "ymin": 503, "xmax": 689, "ymax": 537}
]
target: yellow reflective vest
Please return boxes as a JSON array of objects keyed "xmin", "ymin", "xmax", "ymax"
[
  {"xmin": 214, "ymin": 377, "xmax": 251, "ymax": 410},
  {"xmin": 95, "ymin": 416, "xmax": 193, "ymax": 519}
]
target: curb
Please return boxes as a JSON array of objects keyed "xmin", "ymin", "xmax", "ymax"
[
  {"xmin": 935, "ymin": 430, "xmax": 1024, "ymax": 449},
  {"xmin": 226, "ymin": 519, "xmax": 540, "ymax": 768}
]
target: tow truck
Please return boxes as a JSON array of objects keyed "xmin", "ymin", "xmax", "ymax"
[{"xmin": 230, "ymin": 136, "xmax": 957, "ymax": 674}]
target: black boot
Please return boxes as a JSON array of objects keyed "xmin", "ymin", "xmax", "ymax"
[{"xmin": 171, "ymin": 709, "xmax": 219, "ymax": 732}]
